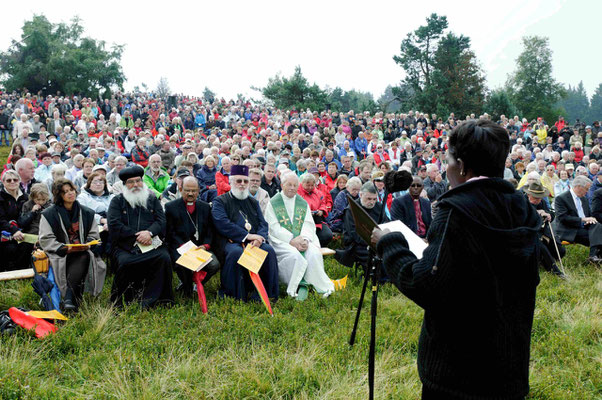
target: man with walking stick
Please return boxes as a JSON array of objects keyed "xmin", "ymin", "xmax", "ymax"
[{"xmin": 523, "ymin": 182, "xmax": 567, "ymax": 278}]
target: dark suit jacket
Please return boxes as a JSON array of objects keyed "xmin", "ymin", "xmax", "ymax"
[
  {"xmin": 165, "ymin": 198, "xmax": 213, "ymax": 257},
  {"xmin": 591, "ymin": 187, "xmax": 602, "ymax": 223},
  {"xmin": 553, "ymin": 190, "xmax": 590, "ymax": 242},
  {"xmin": 390, "ymin": 194, "xmax": 432, "ymax": 237}
]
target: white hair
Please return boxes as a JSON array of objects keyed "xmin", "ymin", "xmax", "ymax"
[
  {"xmin": 573, "ymin": 175, "xmax": 591, "ymax": 188},
  {"xmin": 123, "ymin": 185, "xmax": 150, "ymax": 209},
  {"xmin": 280, "ymin": 171, "xmax": 298, "ymax": 186},
  {"xmin": 346, "ymin": 176, "xmax": 362, "ymax": 189},
  {"xmin": 51, "ymin": 164, "xmax": 67, "ymax": 174}
]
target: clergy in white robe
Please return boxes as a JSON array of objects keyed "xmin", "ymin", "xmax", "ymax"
[{"xmin": 264, "ymin": 172, "xmax": 334, "ymax": 298}]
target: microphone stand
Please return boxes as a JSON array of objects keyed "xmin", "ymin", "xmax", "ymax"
[
  {"xmin": 348, "ymin": 181, "xmax": 386, "ymax": 400},
  {"xmin": 349, "ymin": 245, "xmax": 382, "ymax": 400}
]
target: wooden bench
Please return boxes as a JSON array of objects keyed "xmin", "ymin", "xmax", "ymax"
[
  {"xmin": 0, "ymin": 268, "xmax": 35, "ymax": 282},
  {"xmin": 320, "ymin": 248, "xmax": 336, "ymax": 256}
]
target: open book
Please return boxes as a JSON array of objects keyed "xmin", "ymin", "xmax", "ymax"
[
  {"xmin": 378, "ymin": 220, "xmax": 427, "ymax": 259},
  {"xmin": 176, "ymin": 241, "xmax": 213, "ymax": 272},
  {"xmin": 347, "ymin": 194, "xmax": 427, "ymax": 259}
]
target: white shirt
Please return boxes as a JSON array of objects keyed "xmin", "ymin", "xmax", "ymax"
[{"xmin": 570, "ymin": 188, "xmax": 586, "ymax": 219}]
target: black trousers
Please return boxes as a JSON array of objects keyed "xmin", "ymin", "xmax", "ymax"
[
  {"xmin": 172, "ymin": 250, "xmax": 220, "ymax": 294},
  {"xmin": 0, "ymin": 241, "xmax": 32, "ymax": 272},
  {"xmin": 422, "ymin": 386, "xmax": 524, "ymax": 400},
  {"xmin": 66, "ymin": 251, "xmax": 90, "ymax": 303},
  {"xmin": 573, "ymin": 227, "xmax": 600, "ymax": 257},
  {"xmin": 540, "ymin": 235, "xmax": 565, "ymax": 271},
  {"xmin": 316, "ymin": 224, "xmax": 333, "ymax": 247}
]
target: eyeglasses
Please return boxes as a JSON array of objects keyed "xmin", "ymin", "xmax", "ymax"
[
  {"xmin": 410, "ymin": 184, "xmax": 423, "ymax": 188},
  {"xmin": 126, "ymin": 178, "xmax": 142, "ymax": 185},
  {"xmin": 4, "ymin": 178, "xmax": 19, "ymax": 183},
  {"xmin": 234, "ymin": 179, "xmax": 249, "ymax": 184}
]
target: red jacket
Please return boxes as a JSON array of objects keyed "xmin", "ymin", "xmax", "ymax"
[
  {"xmin": 131, "ymin": 147, "xmax": 149, "ymax": 168},
  {"xmin": 216, "ymin": 170, "xmax": 231, "ymax": 195},
  {"xmin": 373, "ymin": 152, "xmax": 390, "ymax": 165},
  {"xmin": 316, "ymin": 182, "xmax": 333, "ymax": 212},
  {"xmin": 297, "ymin": 185, "xmax": 329, "ymax": 229},
  {"xmin": 324, "ymin": 173, "xmax": 337, "ymax": 192}
]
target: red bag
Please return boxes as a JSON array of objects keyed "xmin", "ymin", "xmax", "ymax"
[{"xmin": 8, "ymin": 307, "xmax": 57, "ymax": 338}]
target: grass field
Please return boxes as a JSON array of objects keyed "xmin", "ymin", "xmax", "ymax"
[{"xmin": 1, "ymin": 146, "xmax": 601, "ymax": 399}]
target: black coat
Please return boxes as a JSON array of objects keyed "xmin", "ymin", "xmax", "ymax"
[
  {"xmin": 377, "ymin": 178, "xmax": 541, "ymax": 399},
  {"xmin": 591, "ymin": 187, "xmax": 602, "ymax": 223},
  {"xmin": 390, "ymin": 194, "xmax": 432, "ymax": 236},
  {"xmin": 165, "ymin": 198, "xmax": 213, "ymax": 254},
  {"xmin": 0, "ymin": 189, "xmax": 28, "ymax": 234},
  {"xmin": 260, "ymin": 176, "xmax": 280, "ymax": 198}
]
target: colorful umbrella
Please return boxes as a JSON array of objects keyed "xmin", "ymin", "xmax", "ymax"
[{"xmin": 249, "ymin": 270, "xmax": 273, "ymax": 315}]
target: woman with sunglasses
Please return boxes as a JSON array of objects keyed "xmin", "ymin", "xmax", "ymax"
[
  {"xmin": 0, "ymin": 170, "xmax": 30, "ymax": 271},
  {"xmin": 372, "ymin": 119, "xmax": 541, "ymax": 400}
]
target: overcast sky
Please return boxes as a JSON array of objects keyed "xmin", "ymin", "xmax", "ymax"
[{"xmin": 2, "ymin": 0, "xmax": 600, "ymax": 101}]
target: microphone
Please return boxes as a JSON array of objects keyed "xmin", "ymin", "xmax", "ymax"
[{"xmin": 384, "ymin": 170, "xmax": 413, "ymax": 193}]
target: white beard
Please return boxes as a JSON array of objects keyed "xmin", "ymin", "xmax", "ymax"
[
  {"xmin": 123, "ymin": 186, "xmax": 150, "ymax": 209},
  {"xmin": 231, "ymin": 187, "xmax": 249, "ymax": 200}
]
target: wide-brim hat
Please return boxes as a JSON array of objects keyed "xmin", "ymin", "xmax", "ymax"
[{"xmin": 523, "ymin": 182, "xmax": 549, "ymax": 198}]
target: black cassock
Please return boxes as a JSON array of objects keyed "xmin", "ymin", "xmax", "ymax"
[
  {"xmin": 108, "ymin": 193, "xmax": 173, "ymax": 308},
  {"xmin": 212, "ymin": 192, "xmax": 279, "ymax": 301}
]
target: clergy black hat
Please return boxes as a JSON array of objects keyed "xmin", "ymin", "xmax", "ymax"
[
  {"xmin": 119, "ymin": 165, "xmax": 144, "ymax": 182},
  {"xmin": 231, "ymin": 165, "xmax": 249, "ymax": 176}
]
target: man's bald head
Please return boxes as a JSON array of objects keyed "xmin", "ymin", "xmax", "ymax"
[{"xmin": 181, "ymin": 176, "xmax": 200, "ymax": 202}]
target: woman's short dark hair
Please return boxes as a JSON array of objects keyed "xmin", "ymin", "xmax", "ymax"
[
  {"xmin": 448, "ymin": 119, "xmax": 510, "ymax": 178},
  {"xmin": 52, "ymin": 178, "xmax": 78, "ymax": 205}
]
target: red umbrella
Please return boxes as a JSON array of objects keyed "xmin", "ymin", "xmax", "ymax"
[{"xmin": 192, "ymin": 270, "xmax": 208, "ymax": 314}]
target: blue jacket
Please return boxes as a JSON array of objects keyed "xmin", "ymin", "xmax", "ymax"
[
  {"xmin": 196, "ymin": 165, "xmax": 217, "ymax": 189},
  {"xmin": 354, "ymin": 137, "xmax": 368, "ymax": 155},
  {"xmin": 195, "ymin": 113, "xmax": 206, "ymax": 128}
]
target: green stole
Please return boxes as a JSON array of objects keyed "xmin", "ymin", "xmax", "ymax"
[{"xmin": 270, "ymin": 193, "xmax": 308, "ymax": 237}]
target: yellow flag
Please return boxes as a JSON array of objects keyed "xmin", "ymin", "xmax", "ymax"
[
  {"xmin": 26, "ymin": 310, "xmax": 69, "ymax": 321},
  {"xmin": 331, "ymin": 275, "xmax": 348, "ymax": 291}
]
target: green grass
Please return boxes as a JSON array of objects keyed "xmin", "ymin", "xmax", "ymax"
[{"xmin": 1, "ymin": 146, "xmax": 601, "ymax": 399}]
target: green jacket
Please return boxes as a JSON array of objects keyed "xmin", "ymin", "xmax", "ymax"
[{"xmin": 143, "ymin": 167, "xmax": 170, "ymax": 198}]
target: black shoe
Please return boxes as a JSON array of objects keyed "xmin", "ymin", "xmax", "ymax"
[
  {"xmin": 588, "ymin": 256, "xmax": 602, "ymax": 264},
  {"xmin": 63, "ymin": 289, "xmax": 78, "ymax": 313},
  {"xmin": 549, "ymin": 263, "xmax": 567, "ymax": 279}
]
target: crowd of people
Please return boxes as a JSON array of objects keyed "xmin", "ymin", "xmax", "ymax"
[{"xmin": 1, "ymin": 90, "xmax": 601, "ymax": 309}]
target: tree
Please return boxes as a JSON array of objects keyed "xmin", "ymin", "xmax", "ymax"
[
  {"xmin": 506, "ymin": 36, "xmax": 565, "ymax": 123},
  {"xmin": 0, "ymin": 14, "xmax": 124, "ymax": 96},
  {"xmin": 588, "ymin": 84, "xmax": 602, "ymax": 123},
  {"xmin": 430, "ymin": 33, "xmax": 486, "ymax": 117},
  {"xmin": 203, "ymin": 86, "xmax": 216, "ymax": 102},
  {"xmin": 258, "ymin": 66, "xmax": 327, "ymax": 111},
  {"xmin": 327, "ymin": 87, "xmax": 377, "ymax": 113},
  {"xmin": 156, "ymin": 77, "xmax": 170, "ymax": 99},
  {"xmin": 485, "ymin": 88, "xmax": 518, "ymax": 121},
  {"xmin": 558, "ymin": 81, "xmax": 589, "ymax": 124},
  {"xmin": 378, "ymin": 85, "xmax": 403, "ymax": 113},
  {"xmin": 392, "ymin": 14, "xmax": 486, "ymax": 116},
  {"xmin": 393, "ymin": 13, "xmax": 448, "ymax": 112}
]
